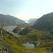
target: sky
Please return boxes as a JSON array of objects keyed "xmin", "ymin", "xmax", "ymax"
[{"xmin": 0, "ymin": 0, "xmax": 53, "ymax": 21}]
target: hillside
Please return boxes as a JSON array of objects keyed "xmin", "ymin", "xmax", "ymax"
[
  {"xmin": 33, "ymin": 12, "xmax": 53, "ymax": 31},
  {"xmin": 0, "ymin": 14, "xmax": 26, "ymax": 31},
  {"xmin": 0, "ymin": 14, "xmax": 25, "ymax": 26},
  {"xmin": 13, "ymin": 26, "xmax": 34, "ymax": 35}
]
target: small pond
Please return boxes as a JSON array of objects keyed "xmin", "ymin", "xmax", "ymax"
[{"xmin": 22, "ymin": 42, "xmax": 35, "ymax": 48}]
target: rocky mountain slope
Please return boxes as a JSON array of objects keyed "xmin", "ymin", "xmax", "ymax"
[{"xmin": 33, "ymin": 12, "xmax": 53, "ymax": 31}]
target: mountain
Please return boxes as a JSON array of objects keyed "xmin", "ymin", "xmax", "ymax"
[
  {"xmin": 28, "ymin": 18, "xmax": 38, "ymax": 25},
  {"xmin": 0, "ymin": 14, "xmax": 25, "ymax": 26},
  {"xmin": 33, "ymin": 12, "xmax": 53, "ymax": 31},
  {"xmin": 0, "ymin": 14, "xmax": 26, "ymax": 31}
]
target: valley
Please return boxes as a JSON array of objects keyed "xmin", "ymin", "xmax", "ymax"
[{"xmin": 0, "ymin": 13, "xmax": 53, "ymax": 53}]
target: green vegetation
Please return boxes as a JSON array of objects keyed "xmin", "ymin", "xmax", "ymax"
[
  {"xmin": 0, "ymin": 28, "xmax": 50, "ymax": 53},
  {"xmin": 4, "ymin": 35, "xmax": 48, "ymax": 53}
]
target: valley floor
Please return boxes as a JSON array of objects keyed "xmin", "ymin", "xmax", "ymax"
[{"xmin": 0, "ymin": 29, "xmax": 53, "ymax": 53}]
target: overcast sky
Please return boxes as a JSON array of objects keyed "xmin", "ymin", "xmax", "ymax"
[{"xmin": 0, "ymin": 0, "xmax": 53, "ymax": 21}]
